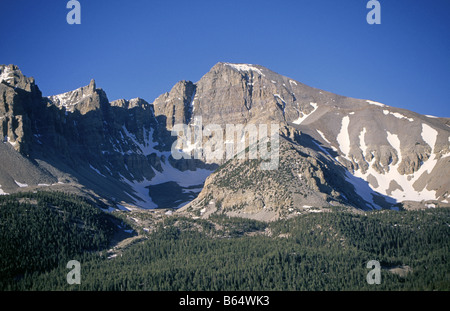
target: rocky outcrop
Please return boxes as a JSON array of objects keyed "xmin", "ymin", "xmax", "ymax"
[
  {"xmin": 47, "ymin": 79, "xmax": 106, "ymax": 115},
  {"xmin": 0, "ymin": 65, "xmax": 42, "ymax": 155},
  {"xmin": 153, "ymin": 80, "xmax": 196, "ymax": 130},
  {"xmin": 179, "ymin": 133, "xmax": 396, "ymax": 221}
]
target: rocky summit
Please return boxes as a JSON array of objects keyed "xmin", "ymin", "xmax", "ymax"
[{"xmin": 0, "ymin": 62, "xmax": 449, "ymax": 220}]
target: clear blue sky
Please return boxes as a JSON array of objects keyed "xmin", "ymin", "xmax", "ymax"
[{"xmin": 1, "ymin": 0, "xmax": 449, "ymax": 117}]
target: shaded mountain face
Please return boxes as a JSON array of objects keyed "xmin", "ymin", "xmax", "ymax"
[
  {"xmin": 0, "ymin": 63, "xmax": 449, "ymax": 218},
  {"xmin": 0, "ymin": 64, "xmax": 215, "ymax": 208}
]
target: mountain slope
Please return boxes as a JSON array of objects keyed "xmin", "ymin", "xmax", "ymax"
[
  {"xmin": 0, "ymin": 64, "xmax": 215, "ymax": 208},
  {"xmin": 0, "ymin": 63, "xmax": 449, "ymax": 217},
  {"xmin": 169, "ymin": 62, "xmax": 449, "ymax": 218}
]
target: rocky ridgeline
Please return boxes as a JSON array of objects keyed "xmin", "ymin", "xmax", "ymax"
[{"xmin": 0, "ymin": 63, "xmax": 449, "ymax": 219}]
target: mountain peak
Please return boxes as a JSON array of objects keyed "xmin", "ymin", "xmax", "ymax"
[
  {"xmin": 0, "ymin": 64, "xmax": 39, "ymax": 93},
  {"xmin": 88, "ymin": 79, "xmax": 96, "ymax": 91},
  {"xmin": 211, "ymin": 62, "xmax": 267, "ymax": 77},
  {"xmin": 206, "ymin": 62, "xmax": 297, "ymax": 88},
  {"xmin": 0, "ymin": 64, "xmax": 17, "ymax": 84},
  {"xmin": 111, "ymin": 97, "xmax": 150, "ymax": 109},
  {"xmin": 46, "ymin": 79, "xmax": 107, "ymax": 114}
]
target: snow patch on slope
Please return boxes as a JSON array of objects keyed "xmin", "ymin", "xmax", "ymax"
[
  {"xmin": 14, "ymin": 180, "xmax": 28, "ymax": 188},
  {"xmin": 0, "ymin": 185, "xmax": 9, "ymax": 195},
  {"xmin": 90, "ymin": 164, "xmax": 107, "ymax": 178},
  {"xmin": 359, "ymin": 127, "xmax": 368, "ymax": 158},
  {"xmin": 224, "ymin": 63, "xmax": 265, "ymax": 77},
  {"xmin": 386, "ymin": 131, "xmax": 402, "ymax": 163},
  {"xmin": 338, "ymin": 121, "xmax": 442, "ymax": 203},
  {"xmin": 122, "ymin": 126, "xmax": 162, "ymax": 156},
  {"xmin": 273, "ymin": 94, "xmax": 286, "ymax": 117},
  {"xmin": 344, "ymin": 171, "xmax": 382, "ymax": 210},
  {"xmin": 353, "ymin": 129, "xmax": 438, "ymax": 202},
  {"xmin": 292, "ymin": 102, "xmax": 318, "ymax": 125},
  {"xmin": 366, "ymin": 100, "xmax": 386, "ymax": 107},
  {"xmin": 317, "ymin": 130, "xmax": 338, "ymax": 152},
  {"xmin": 0, "ymin": 66, "xmax": 13, "ymax": 83},
  {"xmin": 383, "ymin": 110, "xmax": 414, "ymax": 122},
  {"xmin": 120, "ymin": 160, "xmax": 214, "ymax": 209},
  {"xmin": 317, "ymin": 130, "xmax": 331, "ymax": 144},
  {"xmin": 337, "ymin": 116, "xmax": 350, "ymax": 157},
  {"xmin": 421, "ymin": 124, "xmax": 438, "ymax": 150},
  {"xmin": 149, "ymin": 161, "xmax": 213, "ymax": 188},
  {"xmin": 121, "ymin": 177, "xmax": 158, "ymax": 209}
]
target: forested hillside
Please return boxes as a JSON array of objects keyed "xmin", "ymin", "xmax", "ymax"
[
  {"xmin": 1, "ymin": 192, "xmax": 448, "ymax": 291},
  {"xmin": 0, "ymin": 191, "xmax": 126, "ymax": 289}
]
